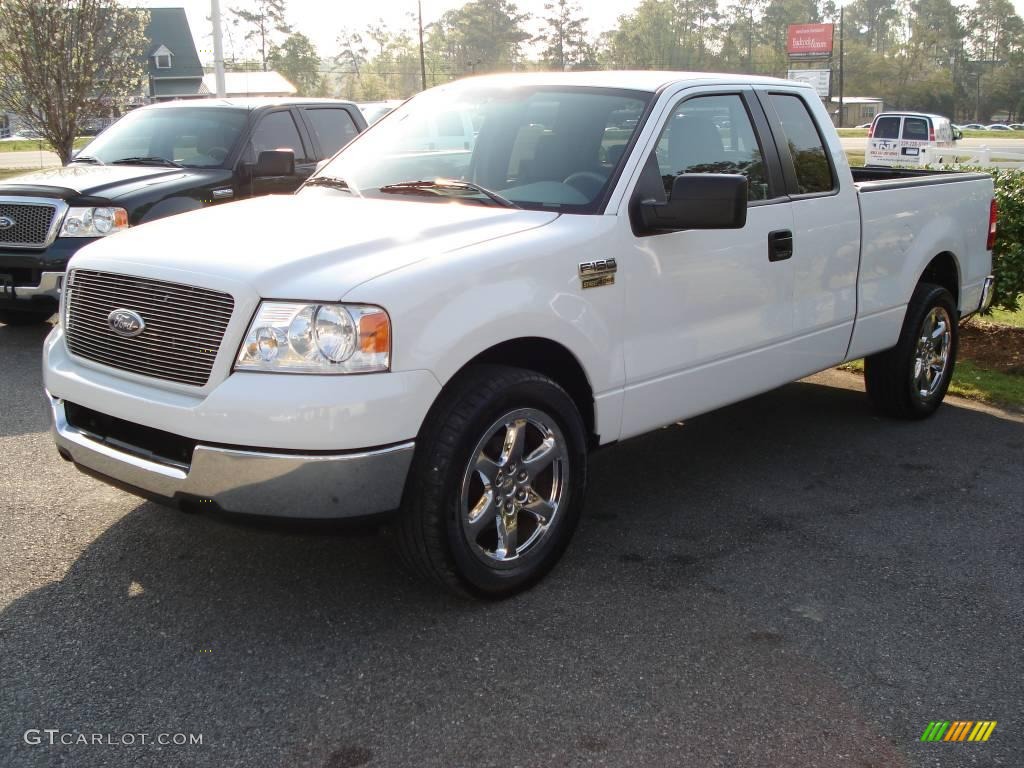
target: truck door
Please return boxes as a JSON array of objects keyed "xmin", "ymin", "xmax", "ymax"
[
  {"xmin": 243, "ymin": 108, "xmax": 317, "ymax": 197},
  {"xmin": 757, "ymin": 90, "xmax": 860, "ymax": 372},
  {"xmin": 618, "ymin": 88, "xmax": 796, "ymax": 439}
]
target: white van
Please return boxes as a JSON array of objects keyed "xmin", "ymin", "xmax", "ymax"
[{"xmin": 866, "ymin": 112, "xmax": 958, "ymax": 166}]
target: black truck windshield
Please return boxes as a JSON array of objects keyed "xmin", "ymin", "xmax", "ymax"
[
  {"xmin": 311, "ymin": 85, "xmax": 651, "ymax": 213},
  {"xmin": 74, "ymin": 108, "xmax": 248, "ymax": 168}
]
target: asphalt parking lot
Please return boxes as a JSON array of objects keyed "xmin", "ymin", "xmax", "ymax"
[{"xmin": 2, "ymin": 319, "xmax": 1022, "ymax": 768}]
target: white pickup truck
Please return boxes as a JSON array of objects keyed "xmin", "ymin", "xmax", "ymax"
[{"xmin": 44, "ymin": 72, "xmax": 996, "ymax": 597}]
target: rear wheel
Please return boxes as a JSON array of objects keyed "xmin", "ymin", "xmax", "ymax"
[
  {"xmin": 0, "ymin": 308, "xmax": 54, "ymax": 326},
  {"xmin": 395, "ymin": 364, "xmax": 588, "ymax": 598},
  {"xmin": 864, "ymin": 282, "xmax": 958, "ymax": 419}
]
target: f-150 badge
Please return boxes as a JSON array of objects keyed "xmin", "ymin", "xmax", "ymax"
[{"xmin": 578, "ymin": 258, "xmax": 617, "ymax": 289}]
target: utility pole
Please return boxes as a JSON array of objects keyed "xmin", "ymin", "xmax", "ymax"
[
  {"xmin": 418, "ymin": 0, "xmax": 427, "ymax": 91},
  {"xmin": 838, "ymin": 5, "xmax": 845, "ymax": 127},
  {"xmin": 211, "ymin": 0, "xmax": 227, "ymax": 98}
]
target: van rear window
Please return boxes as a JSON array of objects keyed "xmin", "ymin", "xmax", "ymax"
[
  {"xmin": 902, "ymin": 118, "xmax": 929, "ymax": 140},
  {"xmin": 873, "ymin": 116, "xmax": 900, "ymax": 139}
]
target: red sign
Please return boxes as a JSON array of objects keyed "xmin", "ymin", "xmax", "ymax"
[{"xmin": 787, "ymin": 24, "xmax": 834, "ymax": 56}]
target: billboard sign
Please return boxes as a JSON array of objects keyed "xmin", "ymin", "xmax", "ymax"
[
  {"xmin": 787, "ymin": 69, "xmax": 831, "ymax": 98},
  {"xmin": 787, "ymin": 24, "xmax": 834, "ymax": 57}
]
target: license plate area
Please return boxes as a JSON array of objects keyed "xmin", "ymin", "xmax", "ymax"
[{"xmin": 902, "ymin": 147, "xmax": 920, "ymax": 156}]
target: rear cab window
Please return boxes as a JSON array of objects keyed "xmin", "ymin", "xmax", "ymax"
[
  {"xmin": 304, "ymin": 107, "xmax": 359, "ymax": 158},
  {"xmin": 767, "ymin": 93, "xmax": 835, "ymax": 195}
]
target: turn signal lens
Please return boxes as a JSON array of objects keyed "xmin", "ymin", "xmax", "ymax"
[{"xmin": 359, "ymin": 311, "xmax": 390, "ymax": 355}]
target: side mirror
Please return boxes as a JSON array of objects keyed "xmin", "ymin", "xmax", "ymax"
[
  {"xmin": 635, "ymin": 174, "xmax": 747, "ymax": 233},
  {"xmin": 254, "ymin": 149, "xmax": 295, "ymax": 177}
]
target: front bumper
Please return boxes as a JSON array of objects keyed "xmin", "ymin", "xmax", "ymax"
[{"xmin": 50, "ymin": 396, "xmax": 415, "ymax": 518}]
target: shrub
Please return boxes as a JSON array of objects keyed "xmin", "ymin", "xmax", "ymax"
[{"xmin": 986, "ymin": 169, "xmax": 1024, "ymax": 312}]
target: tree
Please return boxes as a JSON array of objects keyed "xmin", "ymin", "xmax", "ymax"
[
  {"xmin": 534, "ymin": 0, "xmax": 590, "ymax": 71},
  {"xmin": 268, "ymin": 32, "xmax": 322, "ymax": 95},
  {"xmin": 231, "ymin": 0, "xmax": 291, "ymax": 71},
  {"xmin": 0, "ymin": 0, "xmax": 147, "ymax": 163}
]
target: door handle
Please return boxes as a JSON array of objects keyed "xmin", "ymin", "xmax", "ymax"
[{"xmin": 768, "ymin": 230, "xmax": 794, "ymax": 262}]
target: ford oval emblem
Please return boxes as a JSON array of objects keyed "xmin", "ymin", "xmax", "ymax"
[
  {"xmin": 0, "ymin": 216, "xmax": 15, "ymax": 230},
  {"xmin": 107, "ymin": 308, "xmax": 146, "ymax": 337}
]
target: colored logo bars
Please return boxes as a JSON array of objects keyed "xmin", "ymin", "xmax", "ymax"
[{"xmin": 920, "ymin": 721, "xmax": 997, "ymax": 742}]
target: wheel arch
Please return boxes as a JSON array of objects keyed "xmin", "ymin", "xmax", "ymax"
[
  {"xmin": 439, "ymin": 336, "xmax": 598, "ymax": 447},
  {"xmin": 918, "ymin": 251, "xmax": 961, "ymax": 310}
]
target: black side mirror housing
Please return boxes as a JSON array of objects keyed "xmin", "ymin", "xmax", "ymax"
[
  {"xmin": 635, "ymin": 174, "xmax": 748, "ymax": 233},
  {"xmin": 254, "ymin": 149, "xmax": 295, "ymax": 177}
]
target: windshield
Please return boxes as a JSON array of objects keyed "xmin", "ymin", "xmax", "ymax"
[
  {"xmin": 75, "ymin": 107, "xmax": 248, "ymax": 168},
  {"xmin": 312, "ymin": 85, "xmax": 652, "ymax": 213}
]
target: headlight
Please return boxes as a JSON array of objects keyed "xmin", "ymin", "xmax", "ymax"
[
  {"xmin": 235, "ymin": 302, "xmax": 390, "ymax": 374},
  {"xmin": 59, "ymin": 207, "xmax": 129, "ymax": 238}
]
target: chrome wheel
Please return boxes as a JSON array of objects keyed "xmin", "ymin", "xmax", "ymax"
[
  {"xmin": 913, "ymin": 306, "xmax": 952, "ymax": 398},
  {"xmin": 459, "ymin": 408, "xmax": 568, "ymax": 566}
]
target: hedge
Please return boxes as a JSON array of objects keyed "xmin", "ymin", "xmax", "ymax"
[{"xmin": 984, "ymin": 169, "xmax": 1024, "ymax": 312}]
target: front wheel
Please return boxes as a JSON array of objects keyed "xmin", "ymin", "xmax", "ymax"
[
  {"xmin": 864, "ymin": 282, "xmax": 958, "ymax": 419},
  {"xmin": 395, "ymin": 364, "xmax": 588, "ymax": 598}
]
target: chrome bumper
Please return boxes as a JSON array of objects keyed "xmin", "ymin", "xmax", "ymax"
[
  {"xmin": 50, "ymin": 396, "xmax": 414, "ymax": 518},
  {"xmin": 980, "ymin": 275, "xmax": 996, "ymax": 313},
  {"xmin": 0, "ymin": 271, "xmax": 63, "ymax": 300}
]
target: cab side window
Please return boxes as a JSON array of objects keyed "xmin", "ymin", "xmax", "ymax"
[
  {"xmin": 768, "ymin": 94, "xmax": 835, "ymax": 195},
  {"xmin": 250, "ymin": 110, "xmax": 308, "ymax": 164},
  {"xmin": 648, "ymin": 94, "xmax": 769, "ymax": 202}
]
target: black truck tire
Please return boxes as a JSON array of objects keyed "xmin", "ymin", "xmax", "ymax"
[
  {"xmin": 395, "ymin": 364, "xmax": 588, "ymax": 598},
  {"xmin": 864, "ymin": 283, "xmax": 959, "ymax": 419}
]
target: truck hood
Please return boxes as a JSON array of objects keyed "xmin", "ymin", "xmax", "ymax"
[
  {"xmin": 0, "ymin": 164, "xmax": 226, "ymax": 201},
  {"xmin": 68, "ymin": 192, "xmax": 560, "ymax": 301}
]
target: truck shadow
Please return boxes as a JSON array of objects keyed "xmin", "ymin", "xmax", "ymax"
[{"xmin": 2, "ymin": 375, "xmax": 1021, "ymax": 767}]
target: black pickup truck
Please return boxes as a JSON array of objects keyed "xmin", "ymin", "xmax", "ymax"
[{"xmin": 0, "ymin": 97, "xmax": 366, "ymax": 324}]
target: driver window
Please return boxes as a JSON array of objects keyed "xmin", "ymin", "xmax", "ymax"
[
  {"xmin": 250, "ymin": 110, "xmax": 308, "ymax": 164},
  {"xmin": 648, "ymin": 94, "xmax": 769, "ymax": 201}
]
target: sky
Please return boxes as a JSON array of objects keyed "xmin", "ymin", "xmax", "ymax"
[{"xmin": 138, "ymin": 0, "xmax": 1024, "ymax": 66}]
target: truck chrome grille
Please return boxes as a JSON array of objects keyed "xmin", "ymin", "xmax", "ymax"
[
  {"xmin": 0, "ymin": 200, "xmax": 58, "ymax": 247},
  {"xmin": 64, "ymin": 269, "xmax": 234, "ymax": 387}
]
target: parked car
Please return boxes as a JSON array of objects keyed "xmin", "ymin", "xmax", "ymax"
[
  {"xmin": 1009, "ymin": 123, "xmax": 1024, "ymax": 130},
  {"xmin": 357, "ymin": 100, "xmax": 404, "ymax": 125},
  {"xmin": 866, "ymin": 111, "xmax": 958, "ymax": 166},
  {"xmin": 44, "ymin": 73, "xmax": 995, "ymax": 597},
  {"xmin": 855, "ymin": 122, "xmax": 872, "ymax": 129},
  {"xmin": 986, "ymin": 124, "xmax": 1013, "ymax": 131},
  {"xmin": 961, "ymin": 123, "xmax": 987, "ymax": 130},
  {"xmin": 0, "ymin": 98, "xmax": 366, "ymax": 325}
]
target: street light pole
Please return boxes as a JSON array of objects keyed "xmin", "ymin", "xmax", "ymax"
[
  {"xmin": 211, "ymin": 0, "xmax": 227, "ymax": 98},
  {"xmin": 838, "ymin": 5, "xmax": 845, "ymax": 128},
  {"xmin": 418, "ymin": 0, "xmax": 427, "ymax": 91}
]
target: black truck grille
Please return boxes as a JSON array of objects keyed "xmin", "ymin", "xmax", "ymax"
[
  {"xmin": 0, "ymin": 200, "xmax": 57, "ymax": 246},
  {"xmin": 64, "ymin": 269, "xmax": 235, "ymax": 387}
]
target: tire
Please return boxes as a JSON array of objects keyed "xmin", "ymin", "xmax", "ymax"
[
  {"xmin": 864, "ymin": 282, "xmax": 958, "ymax": 419},
  {"xmin": 395, "ymin": 364, "xmax": 588, "ymax": 598},
  {"xmin": 0, "ymin": 308, "xmax": 54, "ymax": 326}
]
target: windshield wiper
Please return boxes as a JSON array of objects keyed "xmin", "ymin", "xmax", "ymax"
[
  {"xmin": 110, "ymin": 156, "xmax": 183, "ymax": 168},
  {"xmin": 303, "ymin": 175, "xmax": 360, "ymax": 195},
  {"xmin": 70, "ymin": 155, "xmax": 104, "ymax": 165},
  {"xmin": 378, "ymin": 179, "xmax": 520, "ymax": 209}
]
